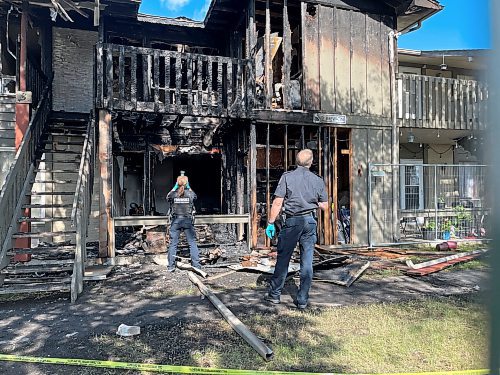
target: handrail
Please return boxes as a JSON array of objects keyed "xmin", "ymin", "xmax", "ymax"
[
  {"xmin": 70, "ymin": 110, "xmax": 96, "ymax": 302},
  {"xmin": 0, "ymin": 76, "xmax": 52, "ymax": 264}
]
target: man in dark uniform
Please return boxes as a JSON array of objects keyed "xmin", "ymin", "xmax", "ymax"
[
  {"xmin": 167, "ymin": 175, "xmax": 201, "ymax": 272},
  {"xmin": 264, "ymin": 149, "xmax": 328, "ymax": 309}
]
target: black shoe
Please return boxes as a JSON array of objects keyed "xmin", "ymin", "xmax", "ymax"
[
  {"xmin": 295, "ymin": 301, "xmax": 307, "ymax": 310},
  {"xmin": 264, "ymin": 294, "xmax": 280, "ymax": 304}
]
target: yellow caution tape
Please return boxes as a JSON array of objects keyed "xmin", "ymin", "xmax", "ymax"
[{"xmin": 0, "ymin": 354, "xmax": 490, "ymax": 375}]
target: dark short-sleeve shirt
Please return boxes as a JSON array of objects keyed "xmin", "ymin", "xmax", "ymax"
[{"xmin": 274, "ymin": 166, "xmax": 328, "ymax": 215}]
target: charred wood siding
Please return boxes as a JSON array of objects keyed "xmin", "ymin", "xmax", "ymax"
[
  {"xmin": 97, "ymin": 44, "xmax": 254, "ymax": 118},
  {"xmin": 52, "ymin": 28, "xmax": 98, "ymax": 113},
  {"xmin": 302, "ymin": 5, "xmax": 392, "ymax": 117}
]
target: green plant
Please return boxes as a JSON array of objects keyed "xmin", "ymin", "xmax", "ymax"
[
  {"xmin": 454, "ymin": 205, "xmax": 472, "ymax": 222},
  {"xmin": 441, "ymin": 220, "xmax": 453, "ymax": 232},
  {"xmin": 423, "ymin": 220, "xmax": 436, "ymax": 230}
]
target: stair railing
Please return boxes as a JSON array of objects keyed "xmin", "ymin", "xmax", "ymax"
[
  {"xmin": 70, "ymin": 110, "xmax": 95, "ymax": 302},
  {"xmin": 0, "ymin": 77, "xmax": 52, "ymax": 269}
]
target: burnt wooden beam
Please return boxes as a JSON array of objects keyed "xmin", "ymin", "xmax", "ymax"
[
  {"xmin": 264, "ymin": 0, "xmax": 272, "ymax": 109},
  {"xmin": 282, "ymin": 0, "xmax": 291, "ymax": 110},
  {"xmin": 249, "ymin": 121, "xmax": 257, "ymax": 249}
]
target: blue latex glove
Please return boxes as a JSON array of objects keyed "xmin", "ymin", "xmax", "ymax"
[
  {"xmin": 172, "ymin": 183, "xmax": 179, "ymax": 191},
  {"xmin": 265, "ymin": 223, "xmax": 276, "ymax": 239}
]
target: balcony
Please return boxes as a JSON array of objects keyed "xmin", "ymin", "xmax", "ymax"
[
  {"xmin": 396, "ymin": 73, "xmax": 488, "ymax": 130},
  {"xmin": 96, "ymin": 43, "xmax": 254, "ymax": 118}
]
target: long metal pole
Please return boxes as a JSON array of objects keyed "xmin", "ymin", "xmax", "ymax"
[
  {"xmin": 489, "ymin": 1, "xmax": 500, "ymax": 372},
  {"xmin": 367, "ymin": 162, "xmax": 373, "ymax": 248},
  {"xmin": 434, "ymin": 165, "xmax": 438, "ymax": 240},
  {"xmin": 188, "ymin": 272, "xmax": 274, "ymax": 361}
]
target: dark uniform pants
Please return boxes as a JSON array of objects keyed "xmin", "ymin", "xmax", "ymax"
[
  {"xmin": 168, "ymin": 217, "xmax": 201, "ymax": 269},
  {"xmin": 269, "ymin": 215, "xmax": 317, "ymax": 306}
]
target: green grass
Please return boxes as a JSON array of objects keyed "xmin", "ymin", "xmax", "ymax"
[{"xmin": 83, "ymin": 295, "xmax": 488, "ymax": 374}]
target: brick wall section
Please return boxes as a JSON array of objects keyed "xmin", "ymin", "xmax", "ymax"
[{"xmin": 52, "ymin": 28, "xmax": 97, "ymax": 113}]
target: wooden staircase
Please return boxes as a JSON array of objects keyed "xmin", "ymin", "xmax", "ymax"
[{"xmin": 0, "ymin": 115, "xmax": 90, "ymax": 297}]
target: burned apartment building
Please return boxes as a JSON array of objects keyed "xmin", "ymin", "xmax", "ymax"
[{"xmin": 0, "ymin": 0, "xmax": 447, "ymax": 299}]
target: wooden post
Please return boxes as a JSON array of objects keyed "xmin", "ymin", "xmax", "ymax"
[
  {"xmin": 265, "ymin": 123, "xmax": 270, "ymax": 248},
  {"xmin": 249, "ymin": 121, "xmax": 257, "ymax": 249},
  {"xmin": 282, "ymin": 0, "xmax": 291, "ymax": 109},
  {"xmin": 99, "ymin": 110, "xmax": 114, "ymax": 258},
  {"xmin": 264, "ymin": 0, "xmax": 272, "ymax": 109},
  {"xmin": 15, "ymin": 0, "xmax": 30, "ymax": 249}
]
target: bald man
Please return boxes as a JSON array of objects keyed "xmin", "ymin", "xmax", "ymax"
[{"xmin": 264, "ymin": 149, "xmax": 328, "ymax": 309}]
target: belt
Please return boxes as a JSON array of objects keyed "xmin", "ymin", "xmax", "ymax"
[{"xmin": 284, "ymin": 211, "xmax": 314, "ymax": 219}]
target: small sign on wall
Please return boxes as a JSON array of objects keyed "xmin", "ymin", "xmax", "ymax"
[
  {"xmin": 313, "ymin": 113, "xmax": 347, "ymax": 125},
  {"xmin": 16, "ymin": 91, "xmax": 32, "ymax": 104}
]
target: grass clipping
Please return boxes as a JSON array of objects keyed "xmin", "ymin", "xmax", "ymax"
[{"xmin": 88, "ymin": 295, "xmax": 487, "ymax": 374}]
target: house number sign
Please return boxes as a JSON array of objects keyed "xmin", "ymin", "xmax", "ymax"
[{"xmin": 313, "ymin": 113, "xmax": 347, "ymax": 125}]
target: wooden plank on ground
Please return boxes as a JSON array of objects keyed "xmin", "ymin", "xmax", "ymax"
[{"xmin": 313, "ymin": 260, "xmax": 370, "ymax": 287}]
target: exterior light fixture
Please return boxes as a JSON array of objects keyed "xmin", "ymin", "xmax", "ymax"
[
  {"xmin": 407, "ymin": 131, "xmax": 415, "ymax": 143},
  {"xmin": 437, "ymin": 130, "xmax": 440, "ymax": 138}
]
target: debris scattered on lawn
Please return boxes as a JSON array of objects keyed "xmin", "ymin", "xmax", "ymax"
[
  {"xmin": 313, "ymin": 260, "xmax": 371, "ymax": 287},
  {"xmin": 83, "ymin": 265, "xmax": 113, "ymax": 281},
  {"xmin": 406, "ymin": 249, "xmax": 488, "ymax": 270},
  {"xmin": 188, "ymin": 271, "xmax": 274, "ymax": 361},
  {"xmin": 228, "ymin": 263, "xmax": 300, "ymax": 274},
  {"xmin": 176, "ymin": 262, "xmax": 208, "ymax": 278},
  {"xmin": 406, "ymin": 250, "xmax": 488, "ymax": 276},
  {"xmin": 205, "ymin": 270, "xmax": 237, "ymax": 282},
  {"xmin": 116, "ymin": 324, "xmax": 141, "ymax": 337}
]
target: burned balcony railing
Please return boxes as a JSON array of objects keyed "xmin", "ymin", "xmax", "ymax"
[
  {"xmin": 397, "ymin": 73, "xmax": 488, "ymax": 130},
  {"xmin": 96, "ymin": 43, "xmax": 255, "ymax": 117}
]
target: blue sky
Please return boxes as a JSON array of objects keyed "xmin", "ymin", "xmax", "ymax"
[
  {"xmin": 139, "ymin": 0, "xmax": 211, "ymax": 20},
  {"xmin": 139, "ymin": 0, "xmax": 491, "ymax": 50},
  {"xmin": 399, "ymin": 0, "xmax": 491, "ymax": 50}
]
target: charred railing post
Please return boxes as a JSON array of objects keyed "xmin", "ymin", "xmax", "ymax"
[
  {"xmin": 249, "ymin": 121, "xmax": 257, "ymax": 249},
  {"xmin": 96, "ymin": 43, "xmax": 252, "ymax": 117}
]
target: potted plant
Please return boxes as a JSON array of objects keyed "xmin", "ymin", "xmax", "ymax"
[
  {"xmin": 421, "ymin": 220, "xmax": 436, "ymax": 240},
  {"xmin": 453, "ymin": 205, "xmax": 473, "ymax": 237},
  {"xmin": 440, "ymin": 220, "xmax": 453, "ymax": 240}
]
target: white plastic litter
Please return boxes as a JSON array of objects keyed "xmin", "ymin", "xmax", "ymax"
[{"xmin": 116, "ymin": 324, "xmax": 141, "ymax": 337}]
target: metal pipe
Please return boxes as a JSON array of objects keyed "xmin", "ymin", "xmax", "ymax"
[
  {"xmin": 367, "ymin": 162, "xmax": 373, "ymax": 248},
  {"xmin": 188, "ymin": 271, "xmax": 274, "ymax": 361},
  {"xmin": 389, "ymin": 30, "xmax": 399, "ymax": 242},
  {"xmin": 434, "ymin": 165, "xmax": 438, "ymax": 240}
]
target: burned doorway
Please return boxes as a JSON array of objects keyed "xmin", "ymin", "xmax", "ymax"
[
  {"xmin": 151, "ymin": 154, "xmax": 222, "ymax": 216},
  {"xmin": 252, "ymin": 124, "xmax": 351, "ymax": 248}
]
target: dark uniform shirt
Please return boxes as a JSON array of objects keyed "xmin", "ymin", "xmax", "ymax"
[
  {"xmin": 167, "ymin": 189, "xmax": 197, "ymax": 217},
  {"xmin": 274, "ymin": 166, "xmax": 328, "ymax": 216}
]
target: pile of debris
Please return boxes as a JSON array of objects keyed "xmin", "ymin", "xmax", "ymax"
[{"xmin": 226, "ymin": 249, "xmax": 371, "ymax": 288}]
